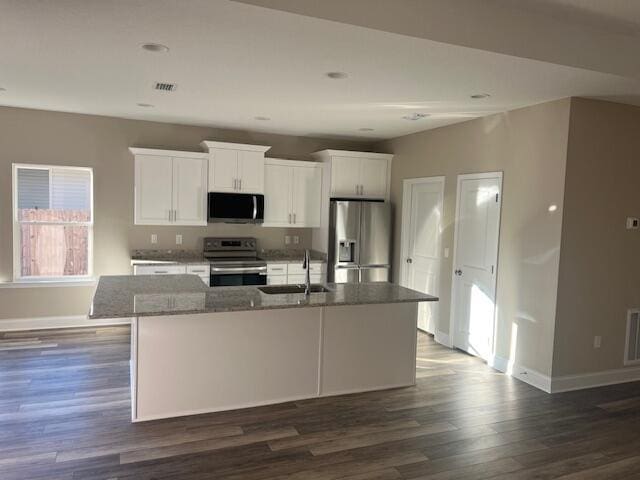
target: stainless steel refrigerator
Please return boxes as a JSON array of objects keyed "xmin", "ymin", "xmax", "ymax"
[{"xmin": 328, "ymin": 200, "xmax": 391, "ymax": 283}]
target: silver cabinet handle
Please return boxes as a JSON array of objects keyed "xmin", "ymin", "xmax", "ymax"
[
  {"xmin": 289, "ymin": 213, "xmax": 292, "ymax": 224},
  {"xmin": 173, "ymin": 209, "xmax": 177, "ymax": 222},
  {"xmin": 293, "ymin": 213, "xmax": 296, "ymax": 224},
  {"xmin": 233, "ymin": 178, "xmax": 237, "ymax": 190},
  {"xmin": 239, "ymin": 178, "xmax": 242, "ymax": 191},
  {"xmin": 154, "ymin": 270, "xmax": 169, "ymax": 274},
  {"xmin": 360, "ymin": 185, "xmax": 364, "ymax": 195}
]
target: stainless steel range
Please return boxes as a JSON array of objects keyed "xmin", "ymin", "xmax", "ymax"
[{"xmin": 204, "ymin": 237, "xmax": 267, "ymax": 287}]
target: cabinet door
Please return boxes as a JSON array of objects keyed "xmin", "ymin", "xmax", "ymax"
[
  {"xmin": 238, "ymin": 150, "xmax": 265, "ymax": 193},
  {"xmin": 267, "ymin": 275, "xmax": 288, "ymax": 285},
  {"xmin": 330, "ymin": 156, "xmax": 361, "ymax": 198},
  {"xmin": 263, "ymin": 164, "xmax": 292, "ymax": 226},
  {"xmin": 359, "ymin": 157, "xmax": 388, "ymax": 199},
  {"xmin": 292, "ymin": 165, "xmax": 321, "ymax": 227},
  {"xmin": 135, "ymin": 155, "xmax": 173, "ymax": 225},
  {"xmin": 208, "ymin": 148, "xmax": 238, "ymax": 192},
  {"xmin": 173, "ymin": 157, "xmax": 207, "ymax": 226}
]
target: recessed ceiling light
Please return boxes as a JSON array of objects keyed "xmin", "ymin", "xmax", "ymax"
[
  {"xmin": 254, "ymin": 116, "xmax": 271, "ymax": 121},
  {"xmin": 137, "ymin": 103, "xmax": 154, "ymax": 108},
  {"xmin": 470, "ymin": 93, "xmax": 491, "ymax": 99},
  {"xmin": 326, "ymin": 71, "xmax": 348, "ymax": 80},
  {"xmin": 548, "ymin": 204, "xmax": 558, "ymax": 212},
  {"xmin": 142, "ymin": 43, "xmax": 170, "ymax": 53},
  {"xmin": 402, "ymin": 113, "xmax": 430, "ymax": 121},
  {"xmin": 358, "ymin": 128, "xmax": 374, "ymax": 132}
]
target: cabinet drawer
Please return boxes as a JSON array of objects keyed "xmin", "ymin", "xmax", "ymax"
[
  {"xmin": 134, "ymin": 265, "xmax": 187, "ymax": 275},
  {"xmin": 267, "ymin": 275, "xmax": 288, "ymax": 285},
  {"xmin": 287, "ymin": 274, "xmax": 323, "ymax": 284},
  {"xmin": 186, "ymin": 264, "xmax": 210, "ymax": 275},
  {"xmin": 287, "ymin": 262, "xmax": 325, "ymax": 275},
  {"xmin": 267, "ymin": 264, "xmax": 288, "ymax": 275}
]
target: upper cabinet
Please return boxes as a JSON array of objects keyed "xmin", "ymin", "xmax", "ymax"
[
  {"xmin": 131, "ymin": 148, "xmax": 208, "ymax": 226},
  {"xmin": 311, "ymin": 150, "xmax": 393, "ymax": 200},
  {"xmin": 263, "ymin": 159, "xmax": 322, "ymax": 228},
  {"xmin": 201, "ymin": 141, "xmax": 271, "ymax": 194}
]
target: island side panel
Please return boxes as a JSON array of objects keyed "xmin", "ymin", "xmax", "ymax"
[
  {"xmin": 320, "ymin": 302, "xmax": 418, "ymax": 396},
  {"xmin": 135, "ymin": 308, "xmax": 322, "ymax": 421}
]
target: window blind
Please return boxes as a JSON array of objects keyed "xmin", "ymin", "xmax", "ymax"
[{"xmin": 17, "ymin": 168, "xmax": 49, "ymax": 210}]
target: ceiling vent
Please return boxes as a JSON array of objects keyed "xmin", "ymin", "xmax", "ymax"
[{"xmin": 154, "ymin": 82, "xmax": 177, "ymax": 92}]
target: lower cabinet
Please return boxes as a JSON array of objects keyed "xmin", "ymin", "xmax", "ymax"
[
  {"xmin": 266, "ymin": 262, "xmax": 326, "ymax": 285},
  {"xmin": 133, "ymin": 264, "xmax": 210, "ymax": 287}
]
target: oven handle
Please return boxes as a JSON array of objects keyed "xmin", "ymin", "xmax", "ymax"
[{"xmin": 210, "ymin": 266, "xmax": 267, "ymax": 274}]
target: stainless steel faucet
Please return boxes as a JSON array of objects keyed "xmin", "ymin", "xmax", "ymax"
[{"xmin": 302, "ymin": 249, "xmax": 311, "ymax": 296}]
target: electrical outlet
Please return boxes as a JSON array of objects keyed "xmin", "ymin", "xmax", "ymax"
[
  {"xmin": 594, "ymin": 335, "xmax": 602, "ymax": 349},
  {"xmin": 627, "ymin": 217, "xmax": 639, "ymax": 230},
  {"xmin": 176, "ymin": 234, "xmax": 183, "ymax": 245},
  {"xmin": 284, "ymin": 235, "xmax": 291, "ymax": 245},
  {"xmin": 293, "ymin": 235, "xmax": 299, "ymax": 244},
  {"xmin": 150, "ymin": 234, "xmax": 158, "ymax": 244}
]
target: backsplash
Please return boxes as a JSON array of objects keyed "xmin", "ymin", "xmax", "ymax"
[{"xmin": 129, "ymin": 224, "xmax": 312, "ymax": 252}]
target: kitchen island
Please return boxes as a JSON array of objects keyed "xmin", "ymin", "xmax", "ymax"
[{"xmin": 89, "ymin": 275, "xmax": 438, "ymax": 422}]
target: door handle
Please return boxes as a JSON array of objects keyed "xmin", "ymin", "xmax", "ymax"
[
  {"xmin": 406, "ymin": 258, "xmax": 412, "ymax": 264},
  {"xmin": 455, "ymin": 269, "xmax": 463, "ymax": 276}
]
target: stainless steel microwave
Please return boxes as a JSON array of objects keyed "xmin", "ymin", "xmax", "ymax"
[{"xmin": 207, "ymin": 192, "xmax": 264, "ymax": 224}]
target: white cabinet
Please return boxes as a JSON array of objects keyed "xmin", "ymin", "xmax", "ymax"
[
  {"xmin": 312, "ymin": 150, "xmax": 393, "ymax": 200},
  {"xmin": 186, "ymin": 264, "xmax": 211, "ymax": 287},
  {"xmin": 133, "ymin": 265, "xmax": 187, "ymax": 275},
  {"xmin": 266, "ymin": 261, "xmax": 325, "ymax": 285},
  {"xmin": 201, "ymin": 141, "xmax": 271, "ymax": 194},
  {"xmin": 263, "ymin": 159, "xmax": 322, "ymax": 228},
  {"xmin": 131, "ymin": 149, "xmax": 208, "ymax": 226}
]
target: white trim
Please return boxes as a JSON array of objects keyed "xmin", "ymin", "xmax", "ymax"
[
  {"xmin": 128, "ymin": 147, "xmax": 208, "ymax": 158},
  {"xmin": 311, "ymin": 149, "xmax": 393, "ymax": 161},
  {"xmin": 0, "ymin": 315, "xmax": 131, "ymax": 332},
  {"xmin": 130, "ymin": 318, "xmax": 138, "ymax": 422},
  {"xmin": 550, "ymin": 366, "xmax": 640, "ymax": 393},
  {"xmin": 265, "ymin": 157, "xmax": 321, "ymax": 168},
  {"xmin": 434, "ymin": 330, "xmax": 452, "ymax": 348},
  {"xmin": 449, "ymin": 171, "xmax": 503, "ymax": 360},
  {"xmin": 488, "ymin": 354, "xmax": 552, "ymax": 393},
  {"xmin": 200, "ymin": 141, "xmax": 271, "ymax": 153},
  {"xmin": 0, "ymin": 278, "xmax": 96, "ymax": 288}
]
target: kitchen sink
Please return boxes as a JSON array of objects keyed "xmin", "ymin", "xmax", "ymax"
[{"xmin": 258, "ymin": 285, "xmax": 332, "ymax": 295}]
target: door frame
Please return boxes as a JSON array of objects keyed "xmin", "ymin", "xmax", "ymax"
[
  {"xmin": 399, "ymin": 176, "xmax": 445, "ymax": 309},
  {"xmin": 449, "ymin": 171, "xmax": 503, "ymax": 359}
]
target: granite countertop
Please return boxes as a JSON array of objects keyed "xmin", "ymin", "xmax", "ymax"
[
  {"xmin": 88, "ymin": 274, "xmax": 437, "ymax": 319},
  {"xmin": 130, "ymin": 249, "xmax": 326, "ymax": 266}
]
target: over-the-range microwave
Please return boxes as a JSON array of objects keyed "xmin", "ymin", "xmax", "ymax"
[{"xmin": 208, "ymin": 192, "xmax": 264, "ymax": 224}]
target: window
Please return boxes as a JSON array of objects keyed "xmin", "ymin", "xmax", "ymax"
[{"xmin": 12, "ymin": 164, "xmax": 93, "ymax": 282}]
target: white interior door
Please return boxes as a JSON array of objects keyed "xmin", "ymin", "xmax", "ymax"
[
  {"xmin": 451, "ymin": 173, "xmax": 502, "ymax": 360},
  {"xmin": 400, "ymin": 177, "xmax": 444, "ymax": 334}
]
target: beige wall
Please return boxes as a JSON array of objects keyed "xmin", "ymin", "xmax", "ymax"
[
  {"xmin": 553, "ymin": 98, "xmax": 640, "ymax": 376},
  {"xmin": 376, "ymin": 99, "xmax": 571, "ymax": 376},
  {"xmin": 0, "ymin": 106, "xmax": 371, "ymax": 320}
]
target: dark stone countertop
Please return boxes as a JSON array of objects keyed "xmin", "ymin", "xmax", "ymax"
[{"xmin": 88, "ymin": 274, "xmax": 437, "ymax": 319}]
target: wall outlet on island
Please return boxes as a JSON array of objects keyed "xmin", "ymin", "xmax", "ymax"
[
  {"xmin": 151, "ymin": 234, "xmax": 158, "ymax": 244},
  {"xmin": 176, "ymin": 234, "xmax": 183, "ymax": 245}
]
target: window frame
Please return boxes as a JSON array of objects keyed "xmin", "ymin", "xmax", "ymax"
[{"xmin": 12, "ymin": 163, "xmax": 94, "ymax": 283}]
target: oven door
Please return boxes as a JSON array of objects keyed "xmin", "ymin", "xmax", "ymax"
[{"xmin": 210, "ymin": 265, "xmax": 267, "ymax": 287}]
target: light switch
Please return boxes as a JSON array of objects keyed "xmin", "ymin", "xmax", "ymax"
[
  {"xmin": 594, "ymin": 335, "xmax": 602, "ymax": 348},
  {"xmin": 176, "ymin": 234, "xmax": 183, "ymax": 245},
  {"xmin": 151, "ymin": 234, "xmax": 158, "ymax": 244}
]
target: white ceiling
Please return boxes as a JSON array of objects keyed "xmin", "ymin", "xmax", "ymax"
[{"xmin": 2, "ymin": 0, "xmax": 640, "ymax": 140}]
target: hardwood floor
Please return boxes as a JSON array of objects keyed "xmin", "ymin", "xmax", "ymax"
[{"xmin": 2, "ymin": 327, "xmax": 640, "ymax": 479}]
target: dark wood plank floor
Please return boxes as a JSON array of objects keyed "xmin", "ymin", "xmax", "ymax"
[{"xmin": 2, "ymin": 327, "xmax": 640, "ymax": 479}]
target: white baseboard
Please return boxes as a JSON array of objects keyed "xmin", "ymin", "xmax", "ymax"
[
  {"xmin": 434, "ymin": 330, "xmax": 451, "ymax": 348},
  {"xmin": 0, "ymin": 315, "xmax": 131, "ymax": 332},
  {"xmin": 550, "ymin": 365, "xmax": 640, "ymax": 393},
  {"xmin": 488, "ymin": 354, "xmax": 552, "ymax": 393}
]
